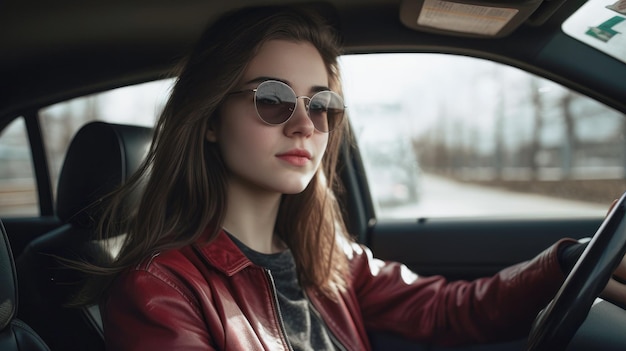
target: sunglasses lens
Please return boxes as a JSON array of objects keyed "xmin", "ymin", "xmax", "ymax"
[
  {"xmin": 309, "ymin": 91, "xmax": 345, "ymax": 132},
  {"xmin": 254, "ymin": 81, "xmax": 296, "ymax": 124},
  {"xmin": 253, "ymin": 80, "xmax": 345, "ymax": 132}
]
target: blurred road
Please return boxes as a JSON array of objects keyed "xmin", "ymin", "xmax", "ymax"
[{"xmin": 379, "ymin": 173, "xmax": 609, "ymax": 219}]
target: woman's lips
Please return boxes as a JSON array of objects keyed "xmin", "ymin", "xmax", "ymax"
[{"xmin": 276, "ymin": 149, "xmax": 312, "ymax": 166}]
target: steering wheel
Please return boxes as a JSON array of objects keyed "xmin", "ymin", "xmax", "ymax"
[{"xmin": 526, "ymin": 193, "xmax": 626, "ymax": 351}]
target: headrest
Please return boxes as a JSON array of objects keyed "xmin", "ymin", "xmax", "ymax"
[
  {"xmin": 0, "ymin": 220, "xmax": 17, "ymax": 331},
  {"xmin": 56, "ymin": 121, "xmax": 153, "ymax": 225}
]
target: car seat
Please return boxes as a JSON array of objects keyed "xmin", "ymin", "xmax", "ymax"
[
  {"xmin": 0, "ymin": 219, "xmax": 50, "ymax": 351},
  {"xmin": 15, "ymin": 121, "xmax": 152, "ymax": 351}
]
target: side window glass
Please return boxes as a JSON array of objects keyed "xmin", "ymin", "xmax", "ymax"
[
  {"xmin": 39, "ymin": 79, "xmax": 173, "ymax": 198},
  {"xmin": 0, "ymin": 117, "xmax": 38, "ymax": 216},
  {"xmin": 341, "ymin": 54, "xmax": 625, "ymax": 219}
]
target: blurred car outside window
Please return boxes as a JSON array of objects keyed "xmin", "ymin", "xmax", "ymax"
[{"xmin": 341, "ymin": 53, "xmax": 626, "ymax": 219}]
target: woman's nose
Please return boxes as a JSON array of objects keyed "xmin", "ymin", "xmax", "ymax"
[{"xmin": 284, "ymin": 97, "xmax": 315, "ymax": 136}]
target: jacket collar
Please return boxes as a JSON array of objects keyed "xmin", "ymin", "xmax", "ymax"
[{"xmin": 193, "ymin": 228, "xmax": 254, "ymax": 276}]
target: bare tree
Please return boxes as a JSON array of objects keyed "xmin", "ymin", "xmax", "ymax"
[
  {"xmin": 528, "ymin": 76, "xmax": 543, "ymax": 181},
  {"xmin": 559, "ymin": 91, "xmax": 576, "ymax": 180},
  {"xmin": 492, "ymin": 67, "xmax": 505, "ymax": 181}
]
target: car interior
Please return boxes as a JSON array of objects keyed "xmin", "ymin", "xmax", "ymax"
[
  {"xmin": 0, "ymin": 219, "xmax": 50, "ymax": 351},
  {"xmin": 1, "ymin": 0, "xmax": 626, "ymax": 350},
  {"xmin": 16, "ymin": 122, "xmax": 153, "ymax": 351}
]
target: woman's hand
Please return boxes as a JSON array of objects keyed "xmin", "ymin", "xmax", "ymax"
[{"xmin": 602, "ymin": 254, "xmax": 626, "ymax": 308}]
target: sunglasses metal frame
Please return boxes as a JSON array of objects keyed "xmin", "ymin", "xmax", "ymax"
[{"xmin": 227, "ymin": 80, "xmax": 345, "ymax": 132}]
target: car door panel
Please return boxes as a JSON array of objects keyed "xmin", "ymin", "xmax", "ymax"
[
  {"xmin": 367, "ymin": 218, "xmax": 604, "ymax": 350},
  {"xmin": 367, "ymin": 218, "xmax": 602, "ymax": 280}
]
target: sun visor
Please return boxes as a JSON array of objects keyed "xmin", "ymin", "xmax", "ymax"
[{"xmin": 399, "ymin": 0, "xmax": 566, "ymax": 38}]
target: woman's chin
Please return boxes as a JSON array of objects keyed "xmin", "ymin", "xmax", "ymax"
[
  {"xmin": 277, "ymin": 180, "xmax": 312, "ymax": 195},
  {"xmin": 280, "ymin": 186, "xmax": 309, "ymax": 195}
]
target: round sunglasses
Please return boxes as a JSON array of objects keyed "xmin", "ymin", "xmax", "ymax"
[{"xmin": 227, "ymin": 80, "xmax": 345, "ymax": 132}]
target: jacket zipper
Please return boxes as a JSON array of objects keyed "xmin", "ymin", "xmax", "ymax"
[
  {"xmin": 264, "ymin": 269, "xmax": 294, "ymax": 351},
  {"xmin": 304, "ymin": 293, "xmax": 349, "ymax": 351}
]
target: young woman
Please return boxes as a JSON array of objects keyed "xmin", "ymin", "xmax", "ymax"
[{"xmin": 79, "ymin": 5, "xmax": 626, "ymax": 351}]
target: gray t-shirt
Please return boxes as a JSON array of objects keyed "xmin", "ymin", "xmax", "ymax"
[{"xmin": 228, "ymin": 234, "xmax": 339, "ymax": 351}]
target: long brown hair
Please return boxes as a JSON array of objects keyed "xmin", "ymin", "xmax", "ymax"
[{"xmin": 80, "ymin": 4, "xmax": 351, "ymax": 303}]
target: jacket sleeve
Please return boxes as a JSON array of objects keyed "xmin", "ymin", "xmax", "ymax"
[
  {"xmin": 350, "ymin": 239, "xmax": 575, "ymax": 346},
  {"xmin": 103, "ymin": 268, "xmax": 216, "ymax": 351}
]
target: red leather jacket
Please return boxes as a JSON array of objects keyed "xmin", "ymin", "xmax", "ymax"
[{"xmin": 104, "ymin": 230, "xmax": 568, "ymax": 350}]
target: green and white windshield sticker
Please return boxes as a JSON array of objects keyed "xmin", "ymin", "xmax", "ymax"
[{"xmin": 563, "ymin": 0, "xmax": 626, "ymax": 63}]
